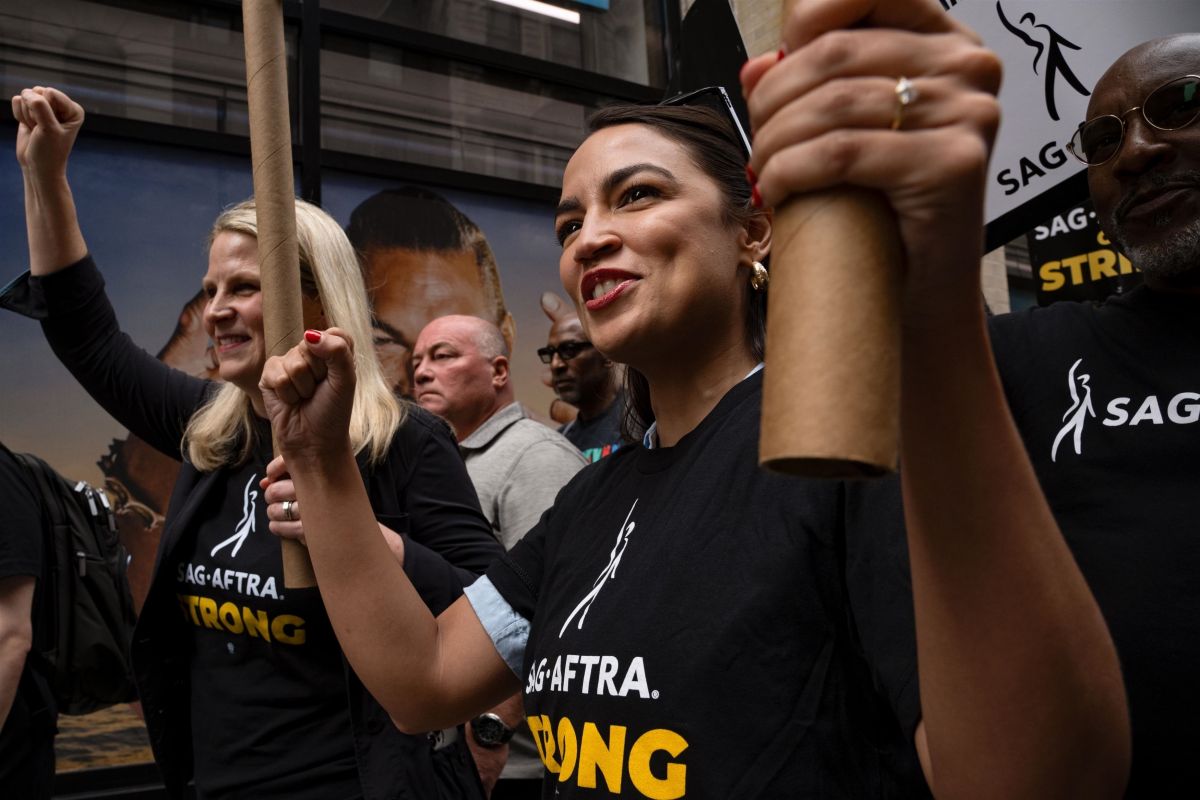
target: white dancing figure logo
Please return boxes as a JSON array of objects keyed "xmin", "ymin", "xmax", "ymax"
[
  {"xmin": 210, "ymin": 474, "xmax": 259, "ymax": 558},
  {"xmin": 1052, "ymin": 358, "xmax": 1095, "ymax": 462},
  {"xmin": 560, "ymin": 500, "xmax": 638, "ymax": 637}
]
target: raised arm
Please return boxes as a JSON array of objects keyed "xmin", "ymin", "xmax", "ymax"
[
  {"xmin": 6, "ymin": 87, "xmax": 210, "ymax": 457},
  {"xmin": 745, "ymin": 1, "xmax": 1128, "ymax": 797},
  {"xmin": 12, "ymin": 87, "xmax": 87, "ymax": 275},
  {"xmin": 260, "ymin": 329, "xmax": 519, "ymax": 732}
]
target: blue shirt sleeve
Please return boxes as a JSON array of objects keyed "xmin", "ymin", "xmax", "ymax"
[{"xmin": 463, "ymin": 575, "xmax": 529, "ymax": 678}]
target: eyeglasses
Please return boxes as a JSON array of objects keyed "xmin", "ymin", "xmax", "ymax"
[
  {"xmin": 537, "ymin": 341, "xmax": 593, "ymax": 364},
  {"xmin": 1066, "ymin": 75, "xmax": 1200, "ymax": 165},
  {"xmin": 660, "ymin": 85, "xmax": 753, "ymax": 159}
]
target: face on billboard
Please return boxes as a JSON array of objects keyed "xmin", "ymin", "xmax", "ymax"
[{"xmin": 364, "ymin": 245, "xmax": 495, "ymax": 398}]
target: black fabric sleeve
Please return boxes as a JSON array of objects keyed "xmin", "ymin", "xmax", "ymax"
[
  {"xmin": 0, "ymin": 258, "xmax": 210, "ymax": 461},
  {"xmin": 399, "ymin": 410, "xmax": 504, "ymax": 574},
  {"xmin": 0, "ymin": 448, "xmax": 43, "ymax": 581},
  {"xmin": 372, "ymin": 408, "xmax": 504, "ymax": 613},
  {"xmin": 987, "ymin": 310, "xmax": 1041, "ymax": 428},
  {"xmin": 841, "ymin": 476, "xmax": 922, "ymax": 739},
  {"xmin": 484, "ymin": 510, "xmax": 550, "ymax": 622},
  {"xmin": 483, "ymin": 460, "xmax": 590, "ymax": 621}
]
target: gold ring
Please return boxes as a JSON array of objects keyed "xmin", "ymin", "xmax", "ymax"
[
  {"xmin": 892, "ymin": 76, "xmax": 918, "ymax": 131},
  {"xmin": 282, "ymin": 500, "xmax": 295, "ymax": 522}
]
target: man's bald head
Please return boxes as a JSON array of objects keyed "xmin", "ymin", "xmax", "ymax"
[
  {"xmin": 1086, "ymin": 34, "xmax": 1200, "ymax": 288},
  {"xmin": 411, "ymin": 315, "xmax": 514, "ymax": 439}
]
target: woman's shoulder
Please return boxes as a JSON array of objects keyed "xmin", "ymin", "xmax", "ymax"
[{"xmin": 392, "ymin": 401, "xmax": 457, "ymax": 448}]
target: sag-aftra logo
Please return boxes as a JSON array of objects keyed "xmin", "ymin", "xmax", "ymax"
[{"xmin": 1052, "ymin": 358, "xmax": 1200, "ymax": 461}]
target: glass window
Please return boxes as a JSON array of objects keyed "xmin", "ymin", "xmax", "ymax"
[
  {"xmin": 323, "ymin": 0, "xmax": 665, "ymax": 87},
  {"xmin": 0, "ymin": 0, "xmax": 298, "ymax": 137},
  {"xmin": 321, "ymin": 33, "xmax": 605, "ymax": 187}
]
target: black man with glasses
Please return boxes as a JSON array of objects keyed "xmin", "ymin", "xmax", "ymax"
[
  {"xmin": 540, "ymin": 313, "xmax": 624, "ymax": 462},
  {"xmin": 989, "ymin": 34, "xmax": 1200, "ymax": 797}
]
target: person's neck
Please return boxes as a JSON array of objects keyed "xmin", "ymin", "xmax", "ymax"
[
  {"xmin": 643, "ymin": 344, "xmax": 757, "ymax": 448},
  {"xmin": 454, "ymin": 394, "xmax": 514, "ymax": 441},
  {"xmin": 250, "ymin": 391, "xmax": 268, "ymax": 419},
  {"xmin": 576, "ymin": 380, "xmax": 618, "ymax": 422}
]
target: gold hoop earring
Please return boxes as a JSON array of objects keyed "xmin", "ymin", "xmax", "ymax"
[{"xmin": 749, "ymin": 261, "xmax": 769, "ymax": 291}]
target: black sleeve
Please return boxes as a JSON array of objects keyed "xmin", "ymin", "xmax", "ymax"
[
  {"xmin": 0, "ymin": 258, "xmax": 211, "ymax": 460},
  {"xmin": 400, "ymin": 410, "xmax": 504, "ymax": 574},
  {"xmin": 0, "ymin": 447, "xmax": 43, "ymax": 581},
  {"xmin": 485, "ymin": 509, "xmax": 551, "ymax": 622},
  {"xmin": 483, "ymin": 460, "xmax": 589, "ymax": 622},
  {"xmin": 371, "ymin": 409, "xmax": 504, "ymax": 614},
  {"xmin": 987, "ymin": 310, "xmax": 1041, "ymax": 428},
  {"xmin": 842, "ymin": 476, "xmax": 922, "ymax": 740}
]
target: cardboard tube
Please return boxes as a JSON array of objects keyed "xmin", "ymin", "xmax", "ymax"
[
  {"xmin": 243, "ymin": 0, "xmax": 316, "ymax": 587},
  {"xmin": 759, "ymin": 188, "xmax": 903, "ymax": 478}
]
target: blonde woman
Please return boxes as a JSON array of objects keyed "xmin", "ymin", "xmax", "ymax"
[{"xmin": 5, "ymin": 86, "xmax": 502, "ymax": 800}]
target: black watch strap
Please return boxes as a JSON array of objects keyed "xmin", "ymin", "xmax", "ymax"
[{"xmin": 471, "ymin": 712, "xmax": 516, "ymax": 747}]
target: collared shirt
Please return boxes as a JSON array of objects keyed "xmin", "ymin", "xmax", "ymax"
[{"xmin": 458, "ymin": 402, "xmax": 586, "ymax": 551}]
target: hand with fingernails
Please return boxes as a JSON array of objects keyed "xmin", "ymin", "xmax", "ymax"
[
  {"xmin": 262, "ymin": 467, "xmax": 304, "ymax": 540},
  {"xmin": 739, "ymin": 0, "xmax": 1003, "ymax": 327},
  {"xmin": 259, "ymin": 328, "xmax": 358, "ymax": 464},
  {"xmin": 258, "ymin": 328, "xmax": 408, "ymax": 563}
]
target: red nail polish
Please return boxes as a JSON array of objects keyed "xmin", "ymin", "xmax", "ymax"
[
  {"xmin": 751, "ymin": 184, "xmax": 763, "ymax": 209},
  {"xmin": 304, "ymin": 329, "xmax": 322, "ymax": 343},
  {"xmin": 776, "ymin": 47, "xmax": 786, "ymax": 62},
  {"xmin": 745, "ymin": 163, "xmax": 757, "ymax": 186}
]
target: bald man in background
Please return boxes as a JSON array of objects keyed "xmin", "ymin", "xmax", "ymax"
[{"xmin": 412, "ymin": 315, "xmax": 584, "ymax": 798}]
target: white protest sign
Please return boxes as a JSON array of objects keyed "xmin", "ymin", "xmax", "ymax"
[{"xmin": 942, "ymin": 0, "xmax": 1200, "ymax": 229}]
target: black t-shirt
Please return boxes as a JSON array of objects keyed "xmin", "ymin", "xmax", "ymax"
[
  {"xmin": 560, "ymin": 396, "xmax": 625, "ymax": 463},
  {"xmin": 489, "ymin": 373, "xmax": 926, "ymax": 799},
  {"xmin": 174, "ymin": 437, "xmax": 359, "ymax": 800},
  {"xmin": 989, "ymin": 286, "xmax": 1200, "ymax": 797},
  {"xmin": 0, "ymin": 447, "xmax": 55, "ymax": 789}
]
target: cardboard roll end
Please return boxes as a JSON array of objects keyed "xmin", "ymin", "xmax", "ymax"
[{"xmin": 759, "ymin": 454, "xmax": 895, "ymax": 479}]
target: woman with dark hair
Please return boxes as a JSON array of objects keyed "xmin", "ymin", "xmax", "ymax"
[
  {"xmin": 6, "ymin": 87, "xmax": 502, "ymax": 798},
  {"xmin": 260, "ymin": 2, "xmax": 1129, "ymax": 797}
]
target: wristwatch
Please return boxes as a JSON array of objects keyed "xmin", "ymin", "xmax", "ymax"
[{"xmin": 471, "ymin": 712, "xmax": 516, "ymax": 748}]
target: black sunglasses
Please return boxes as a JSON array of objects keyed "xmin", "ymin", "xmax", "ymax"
[
  {"xmin": 538, "ymin": 341, "xmax": 594, "ymax": 364},
  {"xmin": 660, "ymin": 85, "xmax": 753, "ymax": 159},
  {"xmin": 1067, "ymin": 75, "xmax": 1200, "ymax": 166}
]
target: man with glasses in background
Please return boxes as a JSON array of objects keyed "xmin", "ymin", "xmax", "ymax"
[
  {"xmin": 988, "ymin": 35, "xmax": 1200, "ymax": 796},
  {"xmin": 541, "ymin": 311, "xmax": 624, "ymax": 462}
]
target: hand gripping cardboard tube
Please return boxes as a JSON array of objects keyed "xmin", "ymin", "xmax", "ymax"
[
  {"xmin": 242, "ymin": 0, "xmax": 317, "ymax": 587},
  {"xmin": 759, "ymin": 187, "xmax": 903, "ymax": 478}
]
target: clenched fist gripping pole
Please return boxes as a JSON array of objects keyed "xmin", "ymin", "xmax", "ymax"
[
  {"xmin": 242, "ymin": 0, "xmax": 316, "ymax": 587},
  {"xmin": 758, "ymin": 1, "xmax": 905, "ymax": 479}
]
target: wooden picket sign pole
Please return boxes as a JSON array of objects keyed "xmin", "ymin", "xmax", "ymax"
[
  {"xmin": 242, "ymin": 0, "xmax": 317, "ymax": 587},
  {"xmin": 758, "ymin": 0, "xmax": 904, "ymax": 478}
]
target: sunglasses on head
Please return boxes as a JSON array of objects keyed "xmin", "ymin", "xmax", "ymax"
[
  {"xmin": 1067, "ymin": 75, "xmax": 1200, "ymax": 166},
  {"xmin": 538, "ymin": 340, "xmax": 594, "ymax": 364},
  {"xmin": 660, "ymin": 85, "xmax": 753, "ymax": 160}
]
